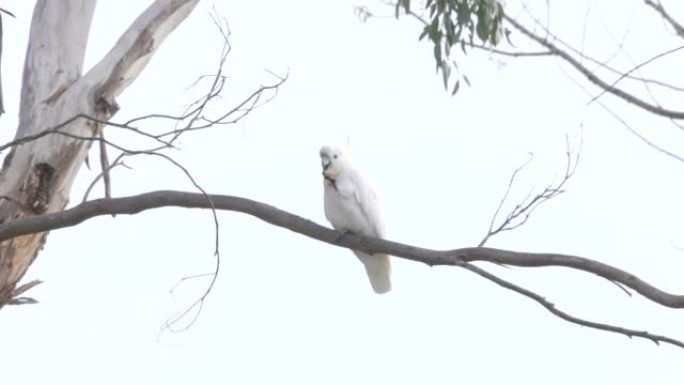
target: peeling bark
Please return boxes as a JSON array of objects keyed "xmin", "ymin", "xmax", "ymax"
[{"xmin": 0, "ymin": 0, "xmax": 199, "ymax": 307}]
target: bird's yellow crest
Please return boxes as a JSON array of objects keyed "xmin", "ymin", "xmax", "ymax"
[{"xmin": 343, "ymin": 137, "xmax": 352, "ymax": 158}]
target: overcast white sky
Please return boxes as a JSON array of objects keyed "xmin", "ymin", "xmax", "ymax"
[{"xmin": 2, "ymin": 0, "xmax": 684, "ymax": 384}]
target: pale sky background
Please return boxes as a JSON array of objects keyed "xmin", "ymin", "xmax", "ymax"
[{"xmin": 2, "ymin": 0, "xmax": 684, "ymax": 384}]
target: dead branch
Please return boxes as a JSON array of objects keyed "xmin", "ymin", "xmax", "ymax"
[
  {"xmin": 82, "ymin": 154, "xmax": 131, "ymax": 202},
  {"xmin": 468, "ymin": 44, "xmax": 554, "ymax": 57},
  {"xmin": 0, "ymin": 112, "xmax": 170, "ymax": 154},
  {"xmin": 598, "ymin": 97, "xmax": 684, "ymax": 164},
  {"xmin": 460, "ymin": 262, "xmax": 682, "ymax": 348},
  {"xmin": 480, "ymin": 153, "xmax": 533, "ymax": 246},
  {"xmin": 555, "ymin": 54, "xmax": 684, "ymax": 164},
  {"xmin": 645, "ymin": 0, "xmax": 684, "ymax": 38},
  {"xmin": 480, "ymin": 134, "xmax": 581, "ymax": 246},
  {"xmin": 0, "ymin": 190, "xmax": 683, "ymax": 347},
  {"xmin": 98, "ymin": 130, "xmax": 111, "ymax": 199},
  {"xmin": 503, "ymin": 14, "xmax": 684, "ymax": 120},
  {"xmin": 587, "ymin": 45, "xmax": 684, "ymax": 106},
  {"xmin": 516, "ymin": 5, "xmax": 684, "ymax": 95}
]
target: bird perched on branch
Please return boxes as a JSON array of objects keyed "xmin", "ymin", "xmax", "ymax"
[{"xmin": 319, "ymin": 145, "xmax": 391, "ymax": 294}]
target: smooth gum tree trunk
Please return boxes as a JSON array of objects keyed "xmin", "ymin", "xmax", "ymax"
[{"xmin": 0, "ymin": 0, "xmax": 199, "ymax": 307}]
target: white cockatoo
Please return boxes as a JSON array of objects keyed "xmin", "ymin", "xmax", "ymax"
[{"xmin": 319, "ymin": 145, "xmax": 391, "ymax": 294}]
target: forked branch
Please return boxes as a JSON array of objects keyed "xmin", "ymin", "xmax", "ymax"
[
  {"xmin": 0, "ymin": 190, "xmax": 683, "ymax": 348},
  {"xmin": 480, "ymin": 133, "xmax": 581, "ymax": 246},
  {"xmin": 503, "ymin": 14, "xmax": 684, "ymax": 120},
  {"xmin": 645, "ymin": 0, "xmax": 684, "ymax": 38}
]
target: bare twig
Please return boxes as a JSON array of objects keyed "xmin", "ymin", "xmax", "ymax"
[
  {"xmin": 588, "ymin": 45, "xmax": 684, "ymax": 106},
  {"xmin": 556, "ymin": 55, "xmax": 684, "ymax": 164},
  {"xmin": 600, "ymin": 100, "xmax": 684, "ymax": 163},
  {"xmin": 503, "ymin": 14, "xmax": 684, "ymax": 120},
  {"xmin": 515, "ymin": 1, "xmax": 684, "ymax": 96},
  {"xmin": 480, "ymin": 153, "xmax": 533, "ymax": 246},
  {"xmin": 469, "ymin": 44, "xmax": 554, "ymax": 57},
  {"xmin": 82, "ymin": 154, "xmax": 130, "ymax": 202},
  {"xmin": 0, "ymin": 113, "xmax": 169, "ymax": 154},
  {"xmin": 480, "ymin": 134, "xmax": 581, "ymax": 246},
  {"xmin": 98, "ymin": 130, "xmax": 112, "ymax": 199},
  {"xmin": 460, "ymin": 263, "xmax": 681, "ymax": 348},
  {"xmin": 145, "ymin": 153, "xmax": 221, "ymax": 333}
]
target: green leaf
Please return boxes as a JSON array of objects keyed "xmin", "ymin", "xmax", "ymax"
[
  {"xmin": 451, "ymin": 80, "xmax": 460, "ymax": 95},
  {"xmin": 443, "ymin": 16, "xmax": 455, "ymax": 45},
  {"xmin": 491, "ymin": 23, "xmax": 501, "ymax": 44},
  {"xmin": 456, "ymin": 2, "xmax": 471, "ymax": 25},
  {"xmin": 441, "ymin": 61, "xmax": 450, "ymax": 89},
  {"xmin": 433, "ymin": 44, "xmax": 442, "ymax": 67},
  {"xmin": 419, "ymin": 27, "xmax": 429, "ymax": 41},
  {"xmin": 504, "ymin": 28, "xmax": 513, "ymax": 45},
  {"xmin": 402, "ymin": 0, "xmax": 411, "ymax": 14},
  {"xmin": 437, "ymin": 0, "xmax": 446, "ymax": 13},
  {"xmin": 396, "ymin": 0, "xmax": 410, "ymax": 18},
  {"xmin": 428, "ymin": 17, "xmax": 440, "ymax": 41},
  {"xmin": 476, "ymin": 15, "xmax": 490, "ymax": 42}
]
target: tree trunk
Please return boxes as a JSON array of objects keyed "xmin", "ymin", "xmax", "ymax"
[{"xmin": 0, "ymin": 0, "xmax": 199, "ymax": 307}]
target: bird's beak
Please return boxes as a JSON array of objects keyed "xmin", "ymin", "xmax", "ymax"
[
  {"xmin": 321, "ymin": 157, "xmax": 331, "ymax": 172},
  {"xmin": 321, "ymin": 157, "xmax": 338, "ymax": 180}
]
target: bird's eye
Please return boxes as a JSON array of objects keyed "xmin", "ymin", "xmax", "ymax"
[{"xmin": 333, "ymin": 154, "xmax": 338, "ymax": 159}]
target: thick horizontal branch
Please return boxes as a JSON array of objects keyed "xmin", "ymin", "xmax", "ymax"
[{"xmin": 1, "ymin": 190, "xmax": 683, "ymax": 309}]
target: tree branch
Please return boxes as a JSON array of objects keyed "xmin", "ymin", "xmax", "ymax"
[
  {"xmin": 480, "ymin": 133, "xmax": 581, "ymax": 246},
  {"xmin": 81, "ymin": 0, "xmax": 200, "ymax": 103},
  {"xmin": 587, "ymin": 45, "xmax": 684, "ymax": 106},
  {"xmin": 460, "ymin": 262, "xmax": 683, "ymax": 348},
  {"xmin": 1, "ymin": 190, "xmax": 683, "ymax": 347},
  {"xmin": 1, "ymin": 190, "xmax": 683, "ymax": 309},
  {"xmin": 468, "ymin": 43, "xmax": 553, "ymax": 57},
  {"xmin": 503, "ymin": 14, "xmax": 684, "ymax": 120},
  {"xmin": 645, "ymin": 0, "xmax": 684, "ymax": 38}
]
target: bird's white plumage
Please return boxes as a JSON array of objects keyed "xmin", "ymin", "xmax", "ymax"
[{"xmin": 319, "ymin": 145, "xmax": 391, "ymax": 294}]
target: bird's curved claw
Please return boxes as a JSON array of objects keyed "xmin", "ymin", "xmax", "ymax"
[{"xmin": 336, "ymin": 229, "xmax": 354, "ymax": 242}]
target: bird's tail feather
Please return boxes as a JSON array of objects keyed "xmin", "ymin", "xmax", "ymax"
[{"xmin": 355, "ymin": 251, "xmax": 391, "ymax": 294}]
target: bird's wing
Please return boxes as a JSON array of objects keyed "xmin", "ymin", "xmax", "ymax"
[{"xmin": 349, "ymin": 170, "xmax": 386, "ymax": 239}]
